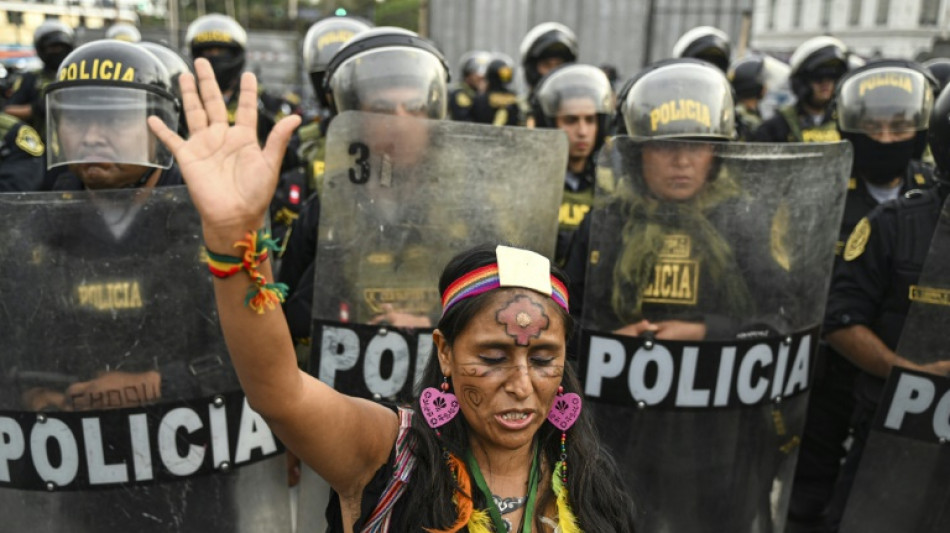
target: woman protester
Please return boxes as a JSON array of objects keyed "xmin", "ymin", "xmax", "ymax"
[{"xmin": 148, "ymin": 58, "xmax": 635, "ymax": 532}]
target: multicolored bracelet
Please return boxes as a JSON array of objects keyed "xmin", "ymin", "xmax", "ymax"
[{"xmin": 205, "ymin": 229, "xmax": 289, "ymax": 314}]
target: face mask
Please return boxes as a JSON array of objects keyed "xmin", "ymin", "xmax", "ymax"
[{"xmin": 848, "ymin": 135, "xmax": 916, "ymax": 185}]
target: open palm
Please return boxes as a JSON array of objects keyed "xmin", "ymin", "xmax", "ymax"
[{"xmin": 148, "ymin": 58, "xmax": 300, "ymax": 248}]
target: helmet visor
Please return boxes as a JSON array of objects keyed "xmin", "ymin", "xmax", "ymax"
[
  {"xmin": 624, "ymin": 63, "xmax": 735, "ymax": 140},
  {"xmin": 536, "ymin": 64, "xmax": 614, "ymax": 118},
  {"xmin": 47, "ymin": 86, "xmax": 179, "ymax": 169},
  {"xmin": 329, "ymin": 47, "xmax": 447, "ymax": 119},
  {"xmin": 838, "ymin": 67, "xmax": 933, "ymax": 136}
]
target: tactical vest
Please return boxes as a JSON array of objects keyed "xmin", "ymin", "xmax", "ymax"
[
  {"xmin": 296, "ymin": 121, "xmax": 326, "ymax": 194},
  {"xmin": 556, "ymin": 176, "xmax": 595, "ymax": 266},
  {"xmin": 779, "ymin": 104, "xmax": 840, "ymax": 143}
]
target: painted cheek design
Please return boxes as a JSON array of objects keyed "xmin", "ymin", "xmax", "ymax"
[
  {"xmin": 462, "ymin": 385, "xmax": 485, "ymax": 407},
  {"xmin": 495, "ymin": 294, "xmax": 550, "ymax": 346}
]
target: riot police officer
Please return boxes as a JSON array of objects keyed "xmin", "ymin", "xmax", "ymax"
[
  {"xmin": 671, "ymin": 25, "xmax": 732, "ymax": 72},
  {"xmin": 817, "ymin": 71, "xmax": 950, "ymax": 532},
  {"xmin": 448, "ymin": 50, "xmax": 491, "ymax": 122},
  {"xmin": 44, "ymin": 40, "xmax": 182, "ymax": 191},
  {"xmin": 519, "ymin": 22, "xmax": 578, "ymax": 124},
  {"xmin": 138, "ymin": 41, "xmax": 192, "ymax": 136},
  {"xmin": 3, "ymin": 20, "xmax": 75, "ymax": 138},
  {"xmin": 754, "ymin": 36, "xmax": 848, "ymax": 143},
  {"xmin": 295, "ymin": 15, "xmax": 373, "ymax": 195},
  {"xmin": 729, "ymin": 54, "xmax": 767, "ymax": 140},
  {"xmin": 788, "ymin": 58, "xmax": 939, "ymax": 533},
  {"xmin": 531, "ymin": 63, "xmax": 613, "ymax": 266},
  {"xmin": 471, "ymin": 54, "xmax": 520, "ymax": 126},
  {"xmin": 185, "ymin": 14, "xmax": 287, "ymax": 146},
  {"xmin": 279, "ymin": 26, "xmax": 450, "ymax": 340},
  {"xmin": 0, "ymin": 112, "xmax": 44, "ymax": 192}
]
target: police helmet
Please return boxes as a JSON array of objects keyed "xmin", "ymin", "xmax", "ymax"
[
  {"xmin": 486, "ymin": 54, "xmax": 516, "ymax": 91},
  {"xmin": 672, "ymin": 26, "xmax": 731, "ymax": 73},
  {"xmin": 138, "ymin": 41, "xmax": 191, "ymax": 100},
  {"xmin": 928, "ymin": 84, "xmax": 950, "ymax": 182},
  {"xmin": 532, "ymin": 64, "xmax": 614, "ymax": 150},
  {"xmin": 519, "ymin": 22, "xmax": 578, "ymax": 89},
  {"xmin": 302, "ymin": 16, "xmax": 373, "ymax": 106},
  {"xmin": 45, "ymin": 40, "xmax": 180, "ymax": 170},
  {"xmin": 923, "ymin": 57, "xmax": 950, "ymax": 98},
  {"xmin": 185, "ymin": 13, "xmax": 247, "ymax": 91},
  {"xmin": 789, "ymin": 36, "xmax": 848, "ymax": 101},
  {"xmin": 459, "ymin": 50, "xmax": 493, "ymax": 80},
  {"xmin": 837, "ymin": 60, "xmax": 935, "ymax": 182},
  {"xmin": 106, "ymin": 22, "xmax": 142, "ymax": 43},
  {"xmin": 621, "ymin": 58, "xmax": 736, "ymax": 141},
  {"xmin": 728, "ymin": 55, "xmax": 766, "ymax": 100},
  {"xmin": 33, "ymin": 20, "xmax": 76, "ymax": 71},
  {"xmin": 324, "ymin": 27, "xmax": 449, "ymax": 119}
]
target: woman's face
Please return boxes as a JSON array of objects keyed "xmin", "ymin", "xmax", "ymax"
[
  {"xmin": 436, "ymin": 288, "xmax": 566, "ymax": 453},
  {"xmin": 641, "ymin": 141, "xmax": 715, "ymax": 202}
]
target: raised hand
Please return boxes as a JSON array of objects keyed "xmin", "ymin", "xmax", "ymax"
[{"xmin": 148, "ymin": 58, "xmax": 301, "ymax": 251}]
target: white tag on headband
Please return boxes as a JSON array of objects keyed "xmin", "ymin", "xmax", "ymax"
[{"xmin": 496, "ymin": 245, "xmax": 552, "ymax": 296}]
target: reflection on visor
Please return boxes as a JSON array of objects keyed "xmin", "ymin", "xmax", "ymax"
[
  {"xmin": 364, "ymin": 96, "xmax": 429, "ymax": 117},
  {"xmin": 858, "ymin": 118, "xmax": 918, "ymax": 136},
  {"xmin": 457, "ymin": 361, "xmax": 564, "ymax": 380}
]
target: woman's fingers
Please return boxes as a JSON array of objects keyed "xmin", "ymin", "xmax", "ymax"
[
  {"xmin": 147, "ymin": 116, "xmax": 185, "ymax": 155},
  {"xmin": 194, "ymin": 58, "xmax": 229, "ymax": 125},
  {"xmin": 262, "ymin": 114, "xmax": 302, "ymax": 170},
  {"xmin": 233, "ymin": 71, "xmax": 258, "ymax": 129}
]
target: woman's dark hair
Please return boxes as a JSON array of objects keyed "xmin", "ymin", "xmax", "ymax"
[{"xmin": 399, "ymin": 243, "xmax": 637, "ymax": 532}]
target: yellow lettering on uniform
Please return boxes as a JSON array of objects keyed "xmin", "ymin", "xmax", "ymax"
[
  {"xmin": 100, "ymin": 59, "xmax": 113, "ymax": 80},
  {"xmin": 659, "ymin": 265, "xmax": 671, "ymax": 298},
  {"xmin": 129, "ymin": 282, "xmax": 142, "ymax": 307},
  {"xmin": 79, "ymin": 60, "xmax": 90, "ymax": 80},
  {"xmin": 678, "ymin": 264, "xmax": 693, "ymax": 299},
  {"xmin": 650, "ymin": 99, "xmax": 712, "ymax": 131}
]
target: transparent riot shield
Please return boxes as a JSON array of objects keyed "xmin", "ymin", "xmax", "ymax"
[
  {"xmin": 297, "ymin": 111, "xmax": 567, "ymax": 530},
  {"xmin": 0, "ymin": 188, "xmax": 290, "ymax": 533},
  {"xmin": 839, "ymin": 196, "xmax": 950, "ymax": 533},
  {"xmin": 577, "ymin": 138, "xmax": 852, "ymax": 533}
]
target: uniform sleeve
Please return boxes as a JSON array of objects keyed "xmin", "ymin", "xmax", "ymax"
[
  {"xmin": 0, "ymin": 123, "xmax": 45, "ymax": 192},
  {"xmin": 823, "ymin": 208, "xmax": 895, "ymax": 333},
  {"xmin": 5, "ymin": 73, "xmax": 36, "ymax": 106},
  {"xmin": 751, "ymin": 114, "xmax": 788, "ymax": 142}
]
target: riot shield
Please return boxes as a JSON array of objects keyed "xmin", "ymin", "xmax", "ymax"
[
  {"xmin": 297, "ymin": 111, "xmax": 566, "ymax": 531},
  {"xmin": 309, "ymin": 111, "xmax": 567, "ymax": 402},
  {"xmin": 578, "ymin": 138, "xmax": 851, "ymax": 533},
  {"xmin": 0, "ymin": 188, "xmax": 290, "ymax": 532},
  {"xmin": 839, "ymin": 196, "xmax": 950, "ymax": 533}
]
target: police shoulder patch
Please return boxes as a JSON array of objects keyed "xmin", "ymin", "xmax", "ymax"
[
  {"xmin": 15, "ymin": 124, "xmax": 44, "ymax": 157},
  {"xmin": 843, "ymin": 217, "xmax": 871, "ymax": 262},
  {"xmin": 456, "ymin": 91, "xmax": 472, "ymax": 107}
]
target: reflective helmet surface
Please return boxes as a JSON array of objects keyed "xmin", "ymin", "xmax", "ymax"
[
  {"xmin": 185, "ymin": 13, "xmax": 247, "ymax": 90},
  {"xmin": 519, "ymin": 22, "xmax": 578, "ymax": 88},
  {"xmin": 458, "ymin": 50, "xmax": 492, "ymax": 79},
  {"xmin": 325, "ymin": 27, "xmax": 449, "ymax": 119},
  {"xmin": 836, "ymin": 60, "xmax": 935, "ymax": 136},
  {"xmin": 728, "ymin": 55, "xmax": 766, "ymax": 99},
  {"xmin": 33, "ymin": 20, "xmax": 76, "ymax": 69},
  {"xmin": 302, "ymin": 16, "xmax": 373, "ymax": 105},
  {"xmin": 622, "ymin": 58, "xmax": 735, "ymax": 141},
  {"xmin": 928, "ymin": 84, "xmax": 950, "ymax": 180},
  {"xmin": 137, "ymin": 41, "xmax": 191, "ymax": 98},
  {"xmin": 789, "ymin": 36, "xmax": 848, "ymax": 100},
  {"xmin": 106, "ymin": 22, "xmax": 142, "ymax": 42},
  {"xmin": 534, "ymin": 64, "xmax": 614, "ymax": 125},
  {"xmin": 923, "ymin": 57, "xmax": 950, "ymax": 97},
  {"xmin": 46, "ymin": 40, "xmax": 179, "ymax": 170},
  {"xmin": 672, "ymin": 26, "xmax": 731, "ymax": 72}
]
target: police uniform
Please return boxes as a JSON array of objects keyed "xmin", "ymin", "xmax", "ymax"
[
  {"xmin": 821, "ymin": 185, "xmax": 948, "ymax": 528},
  {"xmin": 556, "ymin": 162, "xmax": 595, "ymax": 268},
  {"xmin": 447, "ymin": 84, "xmax": 477, "ymax": 122},
  {"xmin": 4, "ymin": 69, "xmax": 57, "ymax": 138},
  {"xmin": 735, "ymin": 102, "xmax": 763, "ymax": 141},
  {"xmin": 753, "ymin": 102, "xmax": 840, "ymax": 143},
  {"xmin": 0, "ymin": 112, "xmax": 45, "ymax": 192},
  {"xmin": 471, "ymin": 88, "xmax": 519, "ymax": 125}
]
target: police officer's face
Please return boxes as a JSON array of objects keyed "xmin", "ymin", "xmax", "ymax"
[
  {"xmin": 641, "ymin": 141, "xmax": 714, "ymax": 201},
  {"xmin": 860, "ymin": 117, "xmax": 917, "ymax": 144},
  {"xmin": 360, "ymin": 86, "xmax": 431, "ymax": 168},
  {"xmin": 59, "ymin": 110, "xmax": 153, "ymax": 189},
  {"xmin": 537, "ymin": 57, "xmax": 565, "ymax": 79},
  {"xmin": 555, "ymin": 99, "xmax": 597, "ymax": 160},
  {"xmin": 808, "ymin": 77, "xmax": 836, "ymax": 107}
]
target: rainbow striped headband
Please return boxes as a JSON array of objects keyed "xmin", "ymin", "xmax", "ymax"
[{"xmin": 441, "ymin": 246, "xmax": 569, "ymax": 315}]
